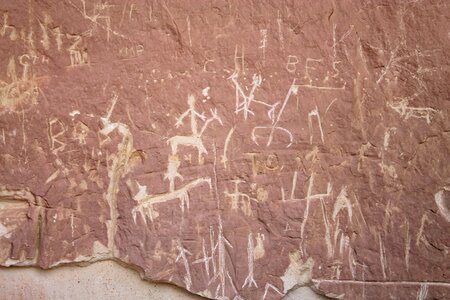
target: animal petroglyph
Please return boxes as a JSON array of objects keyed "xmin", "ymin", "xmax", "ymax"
[
  {"xmin": 168, "ymin": 95, "xmax": 223, "ymax": 164},
  {"xmin": 389, "ymin": 97, "xmax": 437, "ymax": 124},
  {"xmin": 132, "ymin": 177, "xmax": 212, "ymax": 223},
  {"xmin": 1, "ymin": 2, "xmax": 449, "ymax": 299}
]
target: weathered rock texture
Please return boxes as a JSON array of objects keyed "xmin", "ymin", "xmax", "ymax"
[
  {"xmin": 0, "ymin": 0, "xmax": 449, "ymax": 299},
  {"xmin": 0, "ymin": 260, "xmax": 206, "ymax": 299}
]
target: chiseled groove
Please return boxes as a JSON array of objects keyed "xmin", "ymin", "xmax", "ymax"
[{"xmin": 313, "ymin": 279, "xmax": 450, "ymax": 287}]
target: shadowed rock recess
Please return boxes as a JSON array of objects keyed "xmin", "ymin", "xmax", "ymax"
[{"xmin": 0, "ymin": 1, "xmax": 449, "ymax": 299}]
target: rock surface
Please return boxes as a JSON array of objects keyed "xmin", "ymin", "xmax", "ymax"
[
  {"xmin": 0, "ymin": 0, "xmax": 449, "ymax": 299},
  {"xmin": 0, "ymin": 260, "xmax": 206, "ymax": 300}
]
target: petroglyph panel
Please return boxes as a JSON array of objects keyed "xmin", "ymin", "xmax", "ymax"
[{"xmin": 0, "ymin": 1, "xmax": 449, "ymax": 299}]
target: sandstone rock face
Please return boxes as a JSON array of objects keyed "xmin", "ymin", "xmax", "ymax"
[{"xmin": 0, "ymin": 1, "xmax": 449, "ymax": 299}]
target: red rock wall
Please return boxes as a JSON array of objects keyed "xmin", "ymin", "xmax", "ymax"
[{"xmin": 0, "ymin": 1, "xmax": 449, "ymax": 299}]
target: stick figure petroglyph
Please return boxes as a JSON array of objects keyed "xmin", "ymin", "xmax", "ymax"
[
  {"xmin": 168, "ymin": 95, "xmax": 223, "ymax": 165},
  {"xmin": 224, "ymin": 179, "xmax": 258, "ymax": 216}
]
